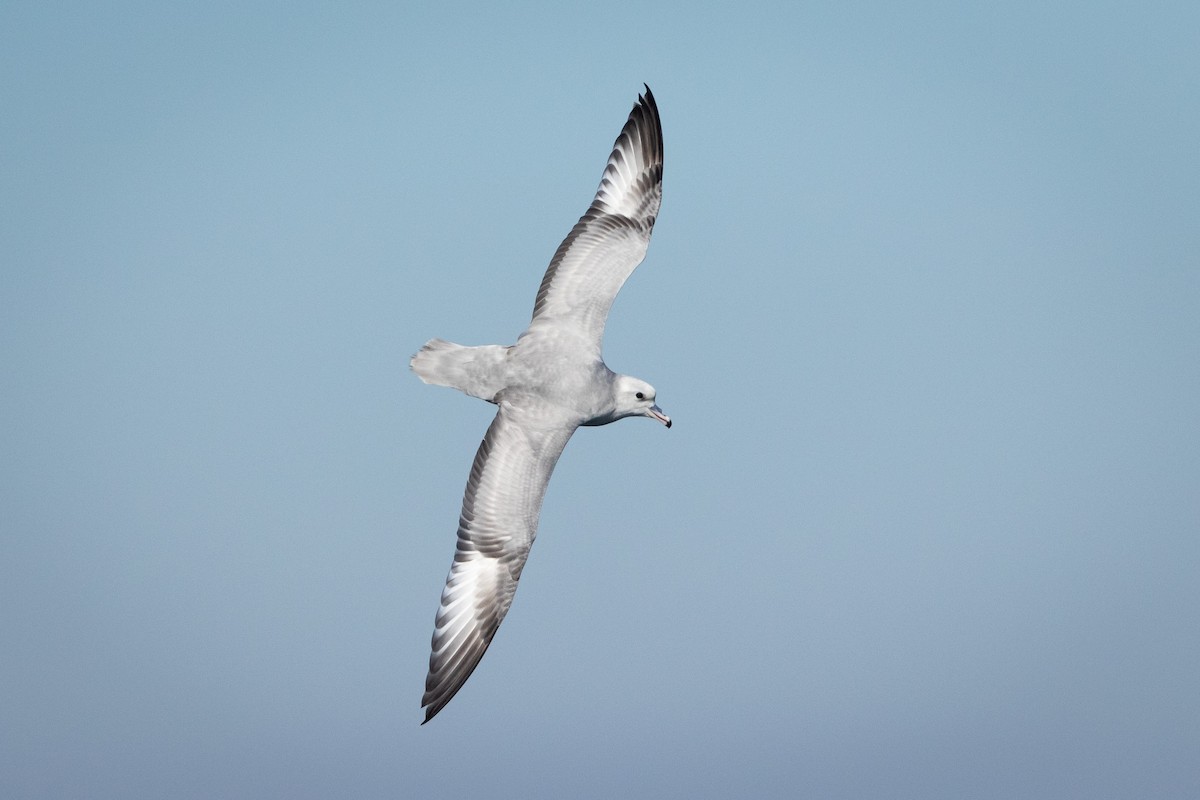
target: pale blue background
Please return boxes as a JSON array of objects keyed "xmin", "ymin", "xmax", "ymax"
[{"xmin": 3, "ymin": 2, "xmax": 1198, "ymax": 798}]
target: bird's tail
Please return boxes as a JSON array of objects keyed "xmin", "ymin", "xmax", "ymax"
[{"xmin": 410, "ymin": 339, "xmax": 510, "ymax": 403}]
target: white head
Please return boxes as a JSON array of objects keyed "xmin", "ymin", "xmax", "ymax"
[{"xmin": 612, "ymin": 375, "xmax": 672, "ymax": 428}]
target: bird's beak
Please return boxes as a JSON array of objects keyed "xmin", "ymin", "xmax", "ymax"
[{"xmin": 648, "ymin": 404, "xmax": 672, "ymax": 428}]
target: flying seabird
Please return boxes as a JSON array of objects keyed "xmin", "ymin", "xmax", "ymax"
[{"xmin": 412, "ymin": 86, "xmax": 669, "ymax": 723}]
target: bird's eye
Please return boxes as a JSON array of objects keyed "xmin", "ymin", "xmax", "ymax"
[{"xmin": 635, "ymin": 392, "xmax": 645, "ymax": 400}]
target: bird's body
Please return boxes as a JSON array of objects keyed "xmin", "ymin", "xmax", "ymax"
[{"xmin": 412, "ymin": 87, "xmax": 668, "ymax": 723}]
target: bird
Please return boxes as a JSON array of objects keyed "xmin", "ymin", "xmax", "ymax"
[{"xmin": 411, "ymin": 86, "xmax": 669, "ymax": 723}]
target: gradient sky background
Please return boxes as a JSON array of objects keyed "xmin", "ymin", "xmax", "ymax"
[{"xmin": 3, "ymin": 2, "xmax": 1198, "ymax": 798}]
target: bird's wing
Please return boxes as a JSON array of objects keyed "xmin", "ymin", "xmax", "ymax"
[
  {"xmin": 524, "ymin": 86, "xmax": 663, "ymax": 353},
  {"xmin": 421, "ymin": 402, "xmax": 576, "ymax": 723}
]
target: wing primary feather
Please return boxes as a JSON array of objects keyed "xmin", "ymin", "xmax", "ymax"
[
  {"xmin": 421, "ymin": 407, "xmax": 575, "ymax": 723},
  {"xmin": 526, "ymin": 88, "xmax": 663, "ymax": 346}
]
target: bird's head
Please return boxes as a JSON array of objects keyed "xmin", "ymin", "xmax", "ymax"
[{"xmin": 613, "ymin": 375, "xmax": 671, "ymax": 428}]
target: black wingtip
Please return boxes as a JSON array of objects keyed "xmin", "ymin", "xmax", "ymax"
[
  {"xmin": 420, "ymin": 698, "xmax": 443, "ymax": 725},
  {"xmin": 626, "ymin": 85, "xmax": 662, "ymax": 172}
]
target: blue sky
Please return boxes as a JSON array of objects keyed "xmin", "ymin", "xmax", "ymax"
[{"xmin": 2, "ymin": 2, "xmax": 1198, "ymax": 798}]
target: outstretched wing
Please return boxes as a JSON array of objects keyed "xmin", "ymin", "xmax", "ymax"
[
  {"xmin": 421, "ymin": 403, "xmax": 576, "ymax": 723},
  {"xmin": 525, "ymin": 86, "xmax": 663, "ymax": 352}
]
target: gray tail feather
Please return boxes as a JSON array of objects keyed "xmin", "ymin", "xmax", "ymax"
[{"xmin": 410, "ymin": 338, "xmax": 508, "ymax": 402}]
